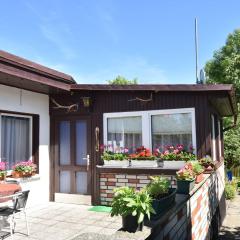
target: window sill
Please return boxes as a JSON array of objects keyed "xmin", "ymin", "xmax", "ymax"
[{"xmin": 5, "ymin": 174, "xmax": 40, "ymax": 184}]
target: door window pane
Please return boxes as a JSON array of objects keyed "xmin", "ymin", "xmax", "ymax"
[
  {"xmin": 152, "ymin": 113, "xmax": 192, "ymax": 151},
  {"xmin": 76, "ymin": 172, "xmax": 88, "ymax": 194},
  {"xmin": 76, "ymin": 121, "xmax": 87, "ymax": 165},
  {"xmin": 1, "ymin": 115, "xmax": 31, "ymax": 168},
  {"xmin": 59, "ymin": 171, "xmax": 71, "ymax": 193},
  {"xmin": 107, "ymin": 117, "xmax": 142, "ymax": 153},
  {"xmin": 59, "ymin": 121, "xmax": 70, "ymax": 165}
]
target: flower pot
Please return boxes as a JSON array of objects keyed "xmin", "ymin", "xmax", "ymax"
[
  {"xmin": 151, "ymin": 188, "xmax": 176, "ymax": 220},
  {"xmin": 122, "ymin": 215, "xmax": 143, "ymax": 233},
  {"xmin": 163, "ymin": 160, "xmax": 186, "ymax": 169},
  {"xmin": 103, "ymin": 160, "xmax": 128, "ymax": 167},
  {"xmin": 12, "ymin": 171, "xmax": 32, "ymax": 178},
  {"xmin": 195, "ymin": 173, "xmax": 204, "ymax": 184},
  {"xmin": 177, "ymin": 179, "xmax": 195, "ymax": 194}
]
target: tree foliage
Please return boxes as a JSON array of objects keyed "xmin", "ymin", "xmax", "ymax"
[
  {"xmin": 205, "ymin": 29, "xmax": 240, "ymax": 100},
  {"xmin": 107, "ymin": 75, "xmax": 138, "ymax": 85},
  {"xmin": 205, "ymin": 29, "xmax": 240, "ymax": 168}
]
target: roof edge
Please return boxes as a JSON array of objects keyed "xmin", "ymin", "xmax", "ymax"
[{"xmin": 0, "ymin": 50, "xmax": 75, "ymax": 84}]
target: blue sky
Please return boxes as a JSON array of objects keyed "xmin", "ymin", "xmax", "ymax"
[{"xmin": 0, "ymin": 1, "xmax": 239, "ymax": 84}]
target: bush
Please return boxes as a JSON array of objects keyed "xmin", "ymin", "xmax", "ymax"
[{"xmin": 225, "ymin": 183, "xmax": 236, "ymax": 200}]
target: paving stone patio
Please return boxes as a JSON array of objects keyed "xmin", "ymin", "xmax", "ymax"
[
  {"xmin": 0, "ymin": 202, "xmax": 123, "ymax": 240},
  {"xmin": 219, "ymin": 192, "xmax": 240, "ymax": 240}
]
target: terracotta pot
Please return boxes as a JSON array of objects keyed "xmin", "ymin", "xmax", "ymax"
[
  {"xmin": 0, "ymin": 174, "xmax": 6, "ymax": 181},
  {"xmin": 12, "ymin": 171, "xmax": 32, "ymax": 178},
  {"xmin": 195, "ymin": 173, "xmax": 204, "ymax": 184}
]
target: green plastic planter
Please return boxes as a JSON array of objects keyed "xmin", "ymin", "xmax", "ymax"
[
  {"xmin": 177, "ymin": 179, "xmax": 195, "ymax": 194},
  {"xmin": 151, "ymin": 188, "xmax": 177, "ymax": 220}
]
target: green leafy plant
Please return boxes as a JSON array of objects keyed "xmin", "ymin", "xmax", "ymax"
[
  {"xmin": 13, "ymin": 161, "xmax": 36, "ymax": 173},
  {"xmin": 154, "ymin": 145, "xmax": 196, "ymax": 161},
  {"xmin": 146, "ymin": 176, "xmax": 170, "ymax": 199},
  {"xmin": 225, "ymin": 182, "xmax": 237, "ymax": 200},
  {"xmin": 176, "ymin": 163, "xmax": 195, "ymax": 181},
  {"xmin": 111, "ymin": 187, "xmax": 155, "ymax": 224},
  {"xmin": 199, "ymin": 156, "xmax": 214, "ymax": 170},
  {"xmin": 192, "ymin": 161, "xmax": 204, "ymax": 175}
]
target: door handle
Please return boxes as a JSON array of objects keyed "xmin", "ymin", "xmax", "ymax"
[
  {"xmin": 83, "ymin": 155, "xmax": 90, "ymax": 171},
  {"xmin": 95, "ymin": 127, "xmax": 100, "ymax": 152}
]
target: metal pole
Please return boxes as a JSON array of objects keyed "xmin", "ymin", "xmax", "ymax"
[{"xmin": 195, "ymin": 18, "xmax": 199, "ymax": 84}]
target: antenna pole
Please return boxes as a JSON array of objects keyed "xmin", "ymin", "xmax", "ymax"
[{"xmin": 195, "ymin": 18, "xmax": 199, "ymax": 84}]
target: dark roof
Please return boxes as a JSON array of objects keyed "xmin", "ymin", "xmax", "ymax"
[
  {"xmin": 70, "ymin": 83, "xmax": 234, "ymax": 92},
  {"xmin": 0, "ymin": 50, "xmax": 75, "ymax": 84}
]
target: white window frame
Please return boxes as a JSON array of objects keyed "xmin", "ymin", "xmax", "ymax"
[
  {"xmin": 211, "ymin": 114, "xmax": 216, "ymax": 161},
  {"xmin": 103, "ymin": 108, "xmax": 196, "ymax": 153},
  {"xmin": 0, "ymin": 113, "xmax": 33, "ymax": 163}
]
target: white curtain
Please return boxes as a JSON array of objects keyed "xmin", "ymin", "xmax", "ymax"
[
  {"xmin": 152, "ymin": 113, "xmax": 192, "ymax": 150},
  {"xmin": 107, "ymin": 116, "xmax": 142, "ymax": 152},
  {"xmin": 1, "ymin": 116, "xmax": 30, "ymax": 168}
]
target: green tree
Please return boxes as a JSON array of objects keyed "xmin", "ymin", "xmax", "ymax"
[
  {"xmin": 107, "ymin": 75, "xmax": 138, "ymax": 85},
  {"xmin": 205, "ymin": 29, "xmax": 240, "ymax": 169}
]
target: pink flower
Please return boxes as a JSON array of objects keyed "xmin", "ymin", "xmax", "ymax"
[{"xmin": 124, "ymin": 148, "xmax": 129, "ymax": 153}]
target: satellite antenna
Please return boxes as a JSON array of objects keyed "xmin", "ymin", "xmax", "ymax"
[
  {"xmin": 195, "ymin": 18, "xmax": 200, "ymax": 84},
  {"xmin": 200, "ymin": 69, "xmax": 205, "ymax": 84}
]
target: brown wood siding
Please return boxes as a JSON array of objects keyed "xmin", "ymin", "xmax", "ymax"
[{"xmin": 49, "ymin": 90, "xmax": 223, "ymax": 204}]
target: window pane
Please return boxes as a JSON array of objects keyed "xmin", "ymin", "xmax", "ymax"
[
  {"xmin": 76, "ymin": 172, "xmax": 88, "ymax": 194},
  {"xmin": 59, "ymin": 171, "xmax": 71, "ymax": 193},
  {"xmin": 59, "ymin": 121, "xmax": 70, "ymax": 165},
  {"xmin": 107, "ymin": 116, "xmax": 142, "ymax": 152},
  {"xmin": 152, "ymin": 113, "xmax": 192, "ymax": 151},
  {"xmin": 1, "ymin": 116, "xmax": 30, "ymax": 168},
  {"xmin": 76, "ymin": 121, "xmax": 87, "ymax": 165}
]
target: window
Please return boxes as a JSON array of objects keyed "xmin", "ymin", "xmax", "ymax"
[
  {"xmin": 0, "ymin": 113, "xmax": 32, "ymax": 168},
  {"xmin": 104, "ymin": 108, "xmax": 196, "ymax": 153},
  {"xmin": 152, "ymin": 113, "xmax": 192, "ymax": 151},
  {"xmin": 107, "ymin": 116, "xmax": 142, "ymax": 153}
]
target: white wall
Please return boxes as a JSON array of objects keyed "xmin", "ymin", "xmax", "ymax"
[{"xmin": 0, "ymin": 84, "xmax": 50, "ymax": 207}]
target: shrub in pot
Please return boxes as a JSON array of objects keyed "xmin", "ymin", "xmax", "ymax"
[
  {"xmin": 199, "ymin": 156, "xmax": 215, "ymax": 173},
  {"xmin": 110, "ymin": 186, "xmax": 155, "ymax": 233},
  {"xmin": 146, "ymin": 176, "xmax": 176, "ymax": 220},
  {"xmin": 192, "ymin": 161, "xmax": 204, "ymax": 184},
  {"xmin": 176, "ymin": 164, "xmax": 195, "ymax": 194}
]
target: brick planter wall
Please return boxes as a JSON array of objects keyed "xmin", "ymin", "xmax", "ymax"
[
  {"xmin": 100, "ymin": 173, "xmax": 176, "ymax": 205},
  {"xmin": 99, "ymin": 163, "xmax": 225, "ymax": 240}
]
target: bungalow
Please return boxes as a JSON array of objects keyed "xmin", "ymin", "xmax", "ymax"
[{"xmin": 0, "ymin": 50, "xmax": 237, "ymax": 238}]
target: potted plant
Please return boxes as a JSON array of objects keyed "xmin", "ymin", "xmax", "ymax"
[
  {"xmin": 176, "ymin": 163, "xmax": 195, "ymax": 194},
  {"xmin": 0, "ymin": 162, "xmax": 7, "ymax": 181},
  {"xmin": 12, "ymin": 161, "xmax": 36, "ymax": 178},
  {"xmin": 146, "ymin": 176, "xmax": 176, "ymax": 220},
  {"xmin": 110, "ymin": 186, "xmax": 155, "ymax": 233},
  {"xmin": 100, "ymin": 145, "xmax": 129, "ymax": 166},
  {"xmin": 154, "ymin": 145, "xmax": 196, "ymax": 169},
  {"xmin": 191, "ymin": 161, "xmax": 204, "ymax": 184},
  {"xmin": 128, "ymin": 146, "xmax": 157, "ymax": 167},
  {"xmin": 199, "ymin": 156, "xmax": 215, "ymax": 173}
]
